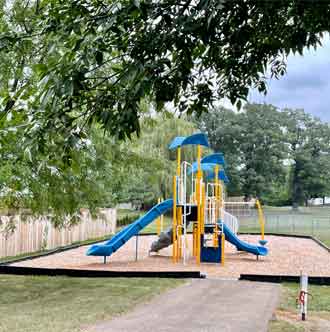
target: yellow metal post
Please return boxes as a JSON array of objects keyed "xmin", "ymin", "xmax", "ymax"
[
  {"xmin": 177, "ymin": 206, "xmax": 182, "ymax": 259},
  {"xmin": 201, "ymin": 183, "xmax": 205, "ymax": 234},
  {"xmin": 193, "ymin": 223, "xmax": 197, "ymax": 256},
  {"xmin": 177, "ymin": 147, "xmax": 181, "ymax": 203},
  {"xmin": 156, "ymin": 197, "xmax": 161, "ymax": 236},
  {"xmin": 221, "ymin": 232, "xmax": 225, "ymax": 266},
  {"xmin": 177, "ymin": 147, "xmax": 181, "ymax": 176},
  {"xmin": 196, "ymin": 145, "xmax": 202, "ymax": 264},
  {"xmin": 256, "ymin": 199, "xmax": 265, "ymax": 241},
  {"xmin": 213, "ymin": 165, "xmax": 219, "ymax": 248},
  {"xmin": 160, "ymin": 198, "xmax": 164, "ymax": 233},
  {"xmin": 215, "ymin": 165, "xmax": 219, "ymax": 219},
  {"xmin": 172, "ymin": 176, "xmax": 177, "ymax": 262}
]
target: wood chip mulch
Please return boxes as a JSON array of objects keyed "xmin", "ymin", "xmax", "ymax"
[{"xmin": 12, "ymin": 235, "xmax": 330, "ymax": 278}]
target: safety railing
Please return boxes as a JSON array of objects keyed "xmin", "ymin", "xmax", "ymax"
[{"xmin": 223, "ymin": 210, "xmax": 239, "ymax": 235}]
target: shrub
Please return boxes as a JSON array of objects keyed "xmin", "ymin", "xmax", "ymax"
[{"xmin": 117, "ymin": 212, "xmax": 141, "ymax": 227}]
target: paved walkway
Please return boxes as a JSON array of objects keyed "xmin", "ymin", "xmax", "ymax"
[{"xmin": 87, "ymin": 279, "xmax": 280, "ymax": 332}]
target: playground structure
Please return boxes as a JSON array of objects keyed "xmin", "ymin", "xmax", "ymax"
[{"xmin": 87, "ymin": 133, "xmax": 268, "ymax": 265}]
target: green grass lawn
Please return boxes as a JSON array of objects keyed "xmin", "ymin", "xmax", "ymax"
[
  {"xmin": 135, "ymin": 205, "xmax": 330, "ymax": 247},
  {"xmin": 141, "ymin": 214, "xmax": 172, "ymax": 234},
  {"xmin": 0, "ymin": 275, "xmax": 184, "ymax": 332},
  {"xmin": 268, "ymin": 283, "xmax": 330, "ymax": 332},
  {"xmin": 238, "ymin": 205, "xmax": 330, "ymax": 247},
  {"xmin": 279, "ymin": 282, "xmax": 330, "ymax": 313}
]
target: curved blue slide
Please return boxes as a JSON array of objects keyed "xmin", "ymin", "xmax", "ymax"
[
  {"xmin": 87, "ymin": 199, "xmax": 173, "ymax": 257},
  {"xmin": 221, "ymin": 223, "xmax": 268, "ymax": 256}
]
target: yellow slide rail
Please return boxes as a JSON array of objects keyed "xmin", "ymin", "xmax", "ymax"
[{"xmin": 256, "ymin": 199, "xmax": 265, "ymax": 241}]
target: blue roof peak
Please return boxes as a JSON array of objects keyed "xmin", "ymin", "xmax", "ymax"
[
  {"xmin": 201, "ymin": 153, "xmax": 225, "ymax": 166},
  {"xmin": 169, "ymin": 133, "xmax": 209, "ymax": 150}
]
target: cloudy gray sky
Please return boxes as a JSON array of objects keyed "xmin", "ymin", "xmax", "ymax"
[{"xmin": 248, "ymin": 36, "xmax": 330, "ymax": 122}]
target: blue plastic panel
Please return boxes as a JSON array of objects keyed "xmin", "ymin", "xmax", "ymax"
[
  {"xmin": 201, "ymin": 153, "xmax": 225, "ymax": 167},
  {"xmin": 87, "ymin": 199, "xmax": 173, "ymax": 257},
  {"xmin": 190, "ymin": 163, "xmax": 229, "ymax": 183},
  {"xmin": 168, "ymin": 133, "xmax": 209, "ymax": 150},
  {"xmin": 221, "ymin": 223, "xmax": 268, "ymax": 256},
  {"xmin": 190, "ymin": 162, "xmax": 215, "ymax": 174},
  {"xmin": 168, "ymin": 137, "xmax": 186, "ymax": 150},
  {"xmin": 205, "ymin": 169, "xmax": 229, "ymax": 183}
]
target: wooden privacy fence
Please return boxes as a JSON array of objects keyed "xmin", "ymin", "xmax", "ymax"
[{"xmin": 0, "ymin": 208, "xmax": 116, "ymax": 259}]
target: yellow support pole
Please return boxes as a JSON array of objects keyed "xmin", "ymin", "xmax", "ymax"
[
  {"xmin": 221, "ymin": 232, "xmax": 225, "ymax": 266},
  {"xmin": 156, "ymin": 197, "xmax": 161, "ymax": 236},
  {"xmin": 201, "ymin": 182, "xmax": 205, "ymax": 234},
  {"xmin": 160, "ymin": 198, "xmax": 164, "ymax": 233},
  {"xmin": 196, "ymin": 145, "xmax": 202, "ymax": 264},
  {"xmin": 172, "ymin": 176, "xmax": 177, "ymax": 262},
  {"xmin": 177, "ymin": 206, "xmax": 182, "ymax": 259},
  {"xmin": 173, "ymin": 147, "xmax": 182, "ymax": 262},
  {"xmin": 256, "ymin": 199, "xmax": 265, "ymax": 241},
  {"xmin": 177, "ymin": 147, "xmax": 181, "ymax": 176},
  {"xmin": 193, "ymin": 223, "xmax": 197, "ymax": 256},
  {"xmin": 215, "ymin": 165, "xmax": 219, "ymax": 219},
  {"xmin": 213, "ymin": 165, "xmax": 220, "ymax": 247}
]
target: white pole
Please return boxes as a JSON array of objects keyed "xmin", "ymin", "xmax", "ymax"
[{"xmin": 300, "ymin": 273, "xmax": 308, "ymax": 321}]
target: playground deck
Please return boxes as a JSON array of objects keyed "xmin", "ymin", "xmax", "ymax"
[{"xmin": 12, "ymin": 235, "xmax": 330, "ymax": 278}]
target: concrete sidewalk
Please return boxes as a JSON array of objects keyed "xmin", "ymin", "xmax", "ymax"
[{"xmin": 87, "ymin": 279, "xmax": 280, "ymax": 332}]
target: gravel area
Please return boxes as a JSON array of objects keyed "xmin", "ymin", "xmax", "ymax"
[{"xmin": 12, "ymin": 235, "xmax": 330, "ymax": 278}]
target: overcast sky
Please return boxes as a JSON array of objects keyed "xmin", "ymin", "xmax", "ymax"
[{"xmin": 247, "ymin": 36, "xmax": 330, "ymax": 122}]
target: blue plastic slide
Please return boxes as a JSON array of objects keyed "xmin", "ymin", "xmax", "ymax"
[
  {"xmin": 87, "ymin": 199, "xmax": 173, "ymax": 257},
  {"xmin": 221, "ymin": 223, "xmax": 268, "ymax": 256}
]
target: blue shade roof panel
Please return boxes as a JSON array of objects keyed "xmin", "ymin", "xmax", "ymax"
[
  {"xmin": 190, "ymin": 162, "xmax": 216, "ymax": 174},
  {"xmin": 189, "ymin": 162, "xmax": 229, "ymax": 183},
  {"xmin": 168, "ymin": 133, "xmax": 209, "ymax": 150},
  {"xmin": 201, "ymin": 153, "xmax": 225, "ymax": 167},
  {"xmin": 206, "ymin": 169, "xmax": 229, "ymax": 183},
  {"xmin": 191, "ymin": 162, "xmax": 226, "ymax": 174}
]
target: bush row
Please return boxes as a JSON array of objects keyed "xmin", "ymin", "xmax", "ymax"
[{"xmin": 117, "ymin": 212, "xmax": 141, "ymax": 227}]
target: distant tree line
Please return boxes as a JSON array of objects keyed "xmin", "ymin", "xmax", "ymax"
[{"xmin": 196, "ymin": 103, "xmax": 330, "ymax": 208}]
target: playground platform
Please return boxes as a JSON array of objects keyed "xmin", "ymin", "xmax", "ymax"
[{"xmin": 10, "ymin": 234, "xmax": 330, "ymax": 278}]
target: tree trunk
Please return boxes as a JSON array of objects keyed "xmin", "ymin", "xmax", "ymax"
[
  {"xmin": 291, "ymin": 160, "xmax": 302, "ymax": 210},
  {"xmin": 292, "ymin": 163, "xmax": 299, "ymax": 210}
]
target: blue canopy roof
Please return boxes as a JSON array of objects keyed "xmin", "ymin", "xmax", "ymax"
[
  {"xmin": 206, "ymin": 169, "xmax": 229, "ymax": 184},
  {"xmin": 189, "ymin": 162, "xmax": 229, "ymax": 184},
  {"xmin": 169, "ymin": 133, "xmax": 209, "ymax": 150},
  {"xmin": 191, "ymin": 162, "xmax": 227, "ymax": 174},
  {"xmin": 190, "ymin": 162, "xmax": 216, "ymax": 174},
  {"xmin": 201, "ymin": 153, "xmax": 225, "ymax": 167}
]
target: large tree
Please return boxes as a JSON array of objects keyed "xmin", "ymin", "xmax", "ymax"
[
  {"xmin": 198, "ymin": 104, "xmax": 330, "ymax": 207},
  {"xmin": 0, "ymin": 109, "xmax": 195, "ymax": 217},
  {"xmin": 283, "ymin": 109, "xmax": 330, "ymax": 208},
  {"xmin": 197, "ymin": 103, "xmax": 287, "ymax": 199},
  {"xmin": 1, "ymin": 0, "xmax": 330, "ymax": 145},
  {"xmin": 198, "ymin": 106, "xmax": 242, "ymax": 195}
]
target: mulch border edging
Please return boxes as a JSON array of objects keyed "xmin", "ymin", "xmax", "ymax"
[
  {"xmin": 0, "ymin": 265, "xmax": 204, "ymax": 279},
  {"xmin": 240, "ymin": 274, "xmax": 330, "ymax": 285}
]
